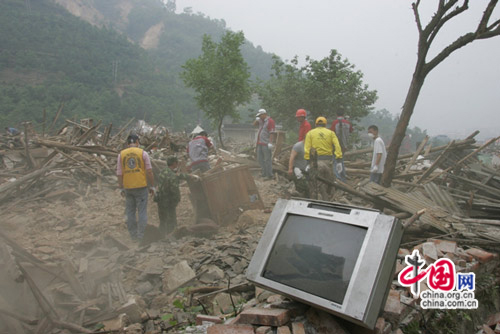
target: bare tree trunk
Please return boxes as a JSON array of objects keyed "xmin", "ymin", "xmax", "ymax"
[
  {"xmin": 381, "ymin": 73, "xmax": 425, "ymax": 187},
  {"xmin": 380, "ymin": 0, "xmax": 500, "ymax": 187}
]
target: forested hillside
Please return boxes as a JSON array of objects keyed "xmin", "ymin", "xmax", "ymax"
[{"xmin": 0, "ymin": 0, "xmax": 274, "ymax": 130}]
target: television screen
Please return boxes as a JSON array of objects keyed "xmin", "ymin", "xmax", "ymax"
[
  {"xmin": 247, "ymin": 199, "xmax": 403, "ymax": 329},
  {"xmin": 262, "ymin": 214, "xmax": 367, "ymax": 304}
]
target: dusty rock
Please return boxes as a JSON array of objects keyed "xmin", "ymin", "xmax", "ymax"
[
  {"xmin": 116, "ymin": 297, "xmax": 145, "ymax": 324},
  {"xmin": 124, "ymin": 323, "xmax": 143, "ymax": 334},
  {"xmin": 136, "ymin": 281, "xmax": 154, "ymax": 295},
  {"xmin": 199, "ymin": 265, "xmax": 225, "ymax": 284},
  {"xmin": 162, "ymin": 260, "xmax": 196, "ymax": 292},
  {"xmin": 102, "ymin": 314, "xmax": 130, "ymax": 331},
  {"xmin": 213, "ymin": 293, "xmax": 235, "ymax": 315}
]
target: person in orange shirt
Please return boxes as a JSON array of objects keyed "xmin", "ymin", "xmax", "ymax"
[{"xmin": 296, "ymin": 109, "xmax": 311, "ymax": 141}]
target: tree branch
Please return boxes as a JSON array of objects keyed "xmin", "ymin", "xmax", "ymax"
[
  {"xmin": 428, "ymin": 0, "xmax": 469, "ymax": 46},
  {"xmin": 477, "ymin": 0, "xmax": 498, "ymax": 33},
  {"xmin": 425, "ymin": 32, "xmax": 476, "ymax": 74},
  {"xmin": 477, "ymin": 25, "xmax": 500, "ymax": 39},
  {"xmin": 422, "ymin": 0, "xmax": 457, "ymax": 39},
  {"xmin": 488, "ymin": 18, "xmax": 500, "ymax": 31},
  {"xmin": 425, "ymin": 0, "xmax": 499, "ymax": 74},
  {"xmin": 413, "ymin": 0, "xmax": 423, "ymax": 33}
]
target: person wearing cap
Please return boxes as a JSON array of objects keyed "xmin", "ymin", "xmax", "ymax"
[
  {"xmin": 117, "ymin": 134, "xmax": 155, "ymax": 241},
  {"xmin": 187, "ymin": 130, "xmax": 214, "ymax": 173},
  {"xmin": 329, "ymin": 110, "xmax": 353, "ymax": 182},
  {"xmin": 253, "ymin": 108, "xmax": 276, "ymax": 179},
  {"xmin": 155, "ymin": 156, "xmax": 198, "ymax": 237},
  {"xmin": 296, "ymin": 109, "xmax": 311, "ymax": 142},
  {"xmin": 304, "ymin": 117, "xmax": 343, "ymax": 198}
]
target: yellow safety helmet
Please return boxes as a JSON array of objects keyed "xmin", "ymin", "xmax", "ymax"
[{"xmin": 315, "ymin": 116, "xmax": 327, "ymax": 125}]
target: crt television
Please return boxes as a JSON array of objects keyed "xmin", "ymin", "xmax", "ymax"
[{"xmin": 246, "ymin": 198, "xmax": 403, "ymax": 329}]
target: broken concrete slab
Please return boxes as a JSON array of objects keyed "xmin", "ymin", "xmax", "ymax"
[
  {"xmin": 199, "ymin": 265, "xmax": 225, "ymax": 284},
  {"xmin": 162, "ymin": 260, "xmax": 196, "ymax": 292},
  {"xmin": 213, "ymin": 293, "xmax": 235, "ymax": 315},
  {"xmin": 116, "ymin": 297, "xmax": 144, "ymax": 324}
]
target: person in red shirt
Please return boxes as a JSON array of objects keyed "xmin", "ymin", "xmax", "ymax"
[
  {"xmin": 253, "ymin": 109, "xmax": 276, "ymax": 179},
  {"xmin": 296, "ymin": 109, "xmax": 311, "ymax": 141},
  {"xmin": 330, "ymin": 110, "xmax": 353, "ymax": 152},
  {"xmin": 330, "ymin": 110, "xmax": 353, "ymax": 182}
]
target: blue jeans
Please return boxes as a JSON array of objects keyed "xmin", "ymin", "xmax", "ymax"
[
  {"xmin": 333, "ymin": 157, "xmax": 346, "ymax": 182},
  {"xmin": 191, "ymin": 161, "xmax": 211, "ymax": 173},
  {"xmin": 370, "ymin": 173, "xmax": 382, "ymax": 184},
  {"xmin": 257, "ymin": 145, "xmax": 273, "ymax": 178},
  {"xmin": 125, "ymin": 187, "xmax": 149, "ymax": 240}
]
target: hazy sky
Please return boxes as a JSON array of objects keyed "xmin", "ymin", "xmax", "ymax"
[{"xmin": 176, "ymin": 1, "xmax": 500, "ymax": 139}]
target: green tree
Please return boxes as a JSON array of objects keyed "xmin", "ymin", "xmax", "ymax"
[
  {"xmin": 257, "ymin": 50, "xmax": 377, "ymax": 129},
  {"xmin": 181, "ymin": 31, "xmax": 251, "ymax": 148}
]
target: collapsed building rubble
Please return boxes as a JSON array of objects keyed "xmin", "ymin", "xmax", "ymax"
[{"xmin": 1, "ymin": 119, "xmax": 500, "ymax": 334}]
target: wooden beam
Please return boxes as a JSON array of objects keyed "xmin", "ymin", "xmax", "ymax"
[
  {"xmin": 47, "ymin": 103, "xmax": 64, "ymax": 134},
  {"xmin": 403, "ymin": 135, "xmax": 429, "ymax": 174},
  {"xmin": 425, "ymin": 136, "xmax": 500, "ymax": 184}
]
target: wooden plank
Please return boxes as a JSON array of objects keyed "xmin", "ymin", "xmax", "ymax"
[
  {"xmin": 102, "ymin": 123, "xmax": 112, "ymax": 146},
  {"xmin": 0, "ymin": 306, "xmax": 38, "ymax": 325},
  {"xmin": 425, "ymin": 136, "xmax": 500, "ymax": 184},
  {"xmin": 0, "ymin": 167, "xmax": 50, "ymax": 202},
  {"xmin": 414, "ymin": 140, "xmax": 455, "ymax": 185},
  {"xmin": 109, "ymin": 117, "xmax": 135, "ymax": 144},
  {"xmin": 272, "ymin": 131, "xmax": 286, "ymax": 159},
  {"xmin": 76, "ymin": 120, "xmax": 102, "ymax": 145},
  {"xmin": 47, "ymin": 103, "xmax": 64, "ymax": 134},
  {"xmin": 361, "ymin": 182, "xmax": 451, "ymax": 233},
  {"xmin": 53, "ymin": 148, "xmax": 102, "ymax": 177},
  {"xmin": 42, "ymin": 109, "xmax": 46, "ymax": 137},
  {"xmin": 403, "ymin": 135, "xmax": 429, "ymax": 173},
  {"xmin": 36, "ymin": 139, "xmax": 117, "ymax": 157},
  {"xmin": 22, "ymin": 122, "xmax": 36, "ymax": 169},
  {"xmin": 61, "ymin": 259, "xmax": 87, "ymax": 300}
]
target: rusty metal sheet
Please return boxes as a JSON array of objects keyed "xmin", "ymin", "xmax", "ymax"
[{"xmin": 193, "ymin": 165, "xmax": 264, "ymax": 225}]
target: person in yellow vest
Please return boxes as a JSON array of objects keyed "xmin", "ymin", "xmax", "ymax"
[
  {"xmin": 117, "ymin": 134, "xmax": 155, "ymax": 241},
  {"xmin": 304, "ymin": 116, "xmax": 343, "ymax": 199}
]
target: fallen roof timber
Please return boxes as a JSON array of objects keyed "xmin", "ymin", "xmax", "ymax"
[{"xmin": 361, "ymin": 182, "xmax": 454, "ymax": 233}]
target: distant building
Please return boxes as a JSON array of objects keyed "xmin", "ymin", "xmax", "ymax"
[
  {"xmin": 222, "ymin": 123, "xmax": 258, "ymax": 145},
  {"xmin": 222, "ymin": 123, "xmax": 283, "ymax": 146}
]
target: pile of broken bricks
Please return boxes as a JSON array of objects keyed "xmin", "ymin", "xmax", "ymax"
[{"xmin": 177, "ymin": 238, "xmax": 499, "ymax": 334}]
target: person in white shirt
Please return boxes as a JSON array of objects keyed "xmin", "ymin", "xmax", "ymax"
[{"xmin": 368, "ymin": 125, "xmax": 386, "ymax": 184}]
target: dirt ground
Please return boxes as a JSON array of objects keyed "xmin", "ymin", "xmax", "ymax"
[{"xmin": 1, "ymin": 170, "xmax": 289, "ymax": 319}]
